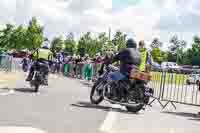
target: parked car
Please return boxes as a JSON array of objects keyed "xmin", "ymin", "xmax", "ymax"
[
  {"xmin": 193, "ymin": 66, "xmax": 200, "ymax": 69},
  {"xmin": 181, "ymin": 65, "xmax": 193, "ymax": 69},
  {"xmin": 186, "ymin": 74, "xmax": 200, "ymax": 85},
  {"xmin": 161, "ymin": 62, "xmax": 181, "ymax": 72},
  {"xmin": 152, "ymin": 62, "xmax": 162, "ymax": 71}
]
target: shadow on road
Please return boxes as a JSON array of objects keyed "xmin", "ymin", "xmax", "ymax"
[
  {"xmin": 14, "ymin": 88, "xmax": 36, "ymax": 93},
  {"xmin": 162, "ymin": 111, "xmax": 200, "ymax": 121},
  {"xmin": 78, "ymin": 80, "xmax": 93, "ymax": 87},
  {"xmin": 188, "ymin": 118, "xmax": 200, "ymax": 121},
  {"xmin": 71, "ymin": 101, "xmax": 138, "ymax": 114},
  {"xmin": 0, "ymin": 87, "xmax": 35, "ymax": 93}
]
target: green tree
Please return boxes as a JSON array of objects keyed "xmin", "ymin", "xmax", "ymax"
[
  {"xmin": 0, "ymin": 24, "xmax": 15, "ymax": 50},
  {"xmin": 151, "ymin": 48, "xmax": 163, "ymax": 64},
  {"xmin": 97, "ymin": 32, "xmax": 109, "ymax": 54},
  {"xmin": 77, "ymin": 32, "xmax": 97, "ymax": 57},
  {"xmin": 50, "ymin": 36, "xmax": 64, "ymax": 54},
  {"xmin": 186, "ymin": 36, "xmax": 200, "ymax": 65},
  {"xmin": 64, "ymin": 33, "xmax": 76, "ymax": 55},
  {"xmin": 169, "ymin": 35, "xmax": 187, "ymax": 64},
  {"xmin": 10, "ymin": 25, "xmax": 27, "ymax": 50},
  {"xmin": 150, "ymin": 38, "xmax": 164, "ymax": 63},
  {"xmin": 166, "ymin": 51, "xmax": 177, "ymax": 62},
  {"xmin": 112, "ymin": 30, "xmax": 126, "ymax": 50},
  {"xmin": 77, "ymin": 37, "xmax": 86, "ymax": 57},
  {"xmin": 26, "ymin": 17, "xmax": 45, "ymax": 51},
  {"xmin": 150, "ymin": 38, "xmax": 162, "ymax": 49},
  {"xmin": 85, "ymin": 32, "xmax": 94, "ymax": 56}
]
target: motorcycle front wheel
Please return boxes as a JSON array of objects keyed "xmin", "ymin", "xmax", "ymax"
[{"xmin": 90, "ymin": 79, "xmax": 104, "ymax": 104}]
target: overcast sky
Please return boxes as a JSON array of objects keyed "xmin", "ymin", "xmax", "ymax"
[{"xmin": 0, "ymin": 0, "xmax": 200, "ymax": 47}]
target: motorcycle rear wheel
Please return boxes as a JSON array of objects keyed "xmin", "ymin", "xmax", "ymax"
[
  {"xmin": 125, "ymin": 104, "xmax": 144, "ymax": 113},
  {"xmin": 34, "ymin": 84, "xmax": 39, "ymax": 92},
  {"xmin": 30, "ymin": 81, "xmax": 40, "ymax": 93},
  {"xmin": 125, "ymin": 84, "xmax": 145, "ymax": 113}
]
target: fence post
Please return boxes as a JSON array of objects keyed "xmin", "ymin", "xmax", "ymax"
[
  {"xmin": 161, "ymin": 71, "xmax": 166, "ymax": 101},
  {"xmin": 158, "ymin": 71, "xmax": 164, "ymax": 100},
  {"xmin": 162, "ymin": 71, "xmax": 177, "ymax": 110},
  {"xmin": 148, "ymin": 71, "xmax": 164, "ymax": 107}
]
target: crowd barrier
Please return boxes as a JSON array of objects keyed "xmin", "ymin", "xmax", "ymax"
[
  {"xmin": 148, "ymin": 71, "xmax": 200, "ymax": 109},
  {"xmin": 0, "ymin": 55, "xmax": 13, "ymax": 72}
]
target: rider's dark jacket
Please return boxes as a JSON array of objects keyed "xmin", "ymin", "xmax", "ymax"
[{"xmin": 112, "ymin": 48, "xmax": 141, "ymax": 76}]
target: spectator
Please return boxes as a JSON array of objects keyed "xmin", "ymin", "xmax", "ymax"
[
  {"xmin": 93, "ymin": 53, "xmax": 102, "ymax": 79},
  {"xmin": 21, "ymin": 55, "xmax": 30, "ymax": 72},
  {"xmin": 55, "ymin": 53, "xmax": 62, "ymax": 74},
  {"xmin": 64, "ymin": 56, "xmax": 72, "ymax": 76},
  {"xmin": 72, "ymin": 55, "xmax": 77, "ymax": 78},
  {"xmin": 138, "ymin": 40, "xmax": 153, "ymax": 72},
  {"xmin": 83, "ymin": 54, "xmax": 93, "ymax": 81},
  {"xmin": 75, "ymin": 55, "xmax": 83, "ymax": 79}
]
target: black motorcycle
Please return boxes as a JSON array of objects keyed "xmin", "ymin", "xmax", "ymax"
[
  {"xmin": 90, "ymin": 64, "xmax": 154, "ymax": 113},
  {"xmin": 29, "ymin": 62, "xmax": 48, "ymax": 92}
]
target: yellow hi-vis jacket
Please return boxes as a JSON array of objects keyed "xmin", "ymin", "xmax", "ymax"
[
  {"xmin": 32, "ymin": 48, "xmax": 53, "ymax": 60},
  {"xmin": 139, "ymin": 48, "xmax": 147, "ymax": 72}
]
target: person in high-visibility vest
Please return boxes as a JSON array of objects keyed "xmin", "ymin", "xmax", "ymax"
[
  {"xmin": 26, "ymin": 46, "xmax": 53, "ymax": 85},
  {"xmin": 138, "ymin": 40, "xmax": 153, "ymax": 72}
]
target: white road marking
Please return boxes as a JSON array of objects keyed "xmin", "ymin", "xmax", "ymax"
[
  {"xmin": 0, "ymin": 126, "xmax": 47, "ymax": 133},
  {"xmin": 0, "ymin": 80, "xmax": 7, "ymax": 82},
  {"xmin": 0, "ymin": 89, "xmax": 15, "ymax": 96},
  {"xmin": 99, "ymin": 104, "xmax": 120, "ymax": 133},
  {"xmin": 169, "ymin": 128, "xmax": 176, "ymax": 133}
]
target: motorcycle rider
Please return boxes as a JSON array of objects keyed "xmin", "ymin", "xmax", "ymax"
[
  {"xmin": 100, "ymin": 38, "xmax": 141, "ymax": 102},
  {"xmin": 26, "ymin": 45, "xmax": 53, "ymax": 85}
]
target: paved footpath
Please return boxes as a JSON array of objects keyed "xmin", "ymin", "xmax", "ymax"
[{"xmin": 0, "ymin": 72, "xmax": 199, "ymax": 133}]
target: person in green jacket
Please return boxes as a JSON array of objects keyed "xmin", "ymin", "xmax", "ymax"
[
  {"xmin": 83, "ymin": 55, "xmax": 93, "ymax": 81},
  {"xmin": 138, "ymin": 40, "xmax": 153, "ymax": 72},
  {"xmin": 26, "ymin": 46, "xmax": 53, "ymax": 85}
]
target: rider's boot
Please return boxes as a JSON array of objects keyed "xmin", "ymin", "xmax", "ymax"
[
  {"xmin": 26, "ymin": 72, "xmax": 33, "ymax": 81},
  {"xmin": 43, "ymin": 74, "xmax": 48, "ymax": 85}
]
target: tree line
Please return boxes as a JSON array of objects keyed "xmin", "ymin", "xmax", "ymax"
[{"xmin": 0, "ymin": 17, "xmax": 200, "ymax": 65}]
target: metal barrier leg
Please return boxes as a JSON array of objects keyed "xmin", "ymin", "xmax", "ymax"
[
  {"xmin": 148, "ymin": 98, "xmax": 156, "ymax": 106},
  {"xmin": 148, "ymin": 97, "xmax": 164, "ymax": 108},
  {"xmin": 162, "ymin": 101, "xmax": 176, "ymax": 110}
]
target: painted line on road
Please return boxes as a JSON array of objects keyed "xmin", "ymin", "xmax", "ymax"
[
  {"xmin": 99, "ymin": 104, "xmax": 121, "ymax": 133},
  {"xmin": 0, "ymin": 126, "xmax": 47, "ymax": 133},
  {"xmin": 0, "ymin": 80, "xmax": 7, "ymax": 82},
  {"xmin": 169, "ymin": 128, "xmax": 176, "ymax": 133},
  {"xmin": 0, "ymin": 89, "xmax": 15, "ymax": 96}
]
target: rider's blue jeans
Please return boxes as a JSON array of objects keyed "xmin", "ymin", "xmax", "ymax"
[{"xmin": 108, "ymin": 71, "xmax": 126, "ymax": 81}]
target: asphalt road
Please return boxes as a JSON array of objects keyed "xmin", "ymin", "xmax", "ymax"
[
  {"xmin": 0, "ymin": 72, "xmax": 200, "ymax": 133},
  {"xmin": 0, "ymin": 73, "xmax": 108, "ymax": 133}
]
